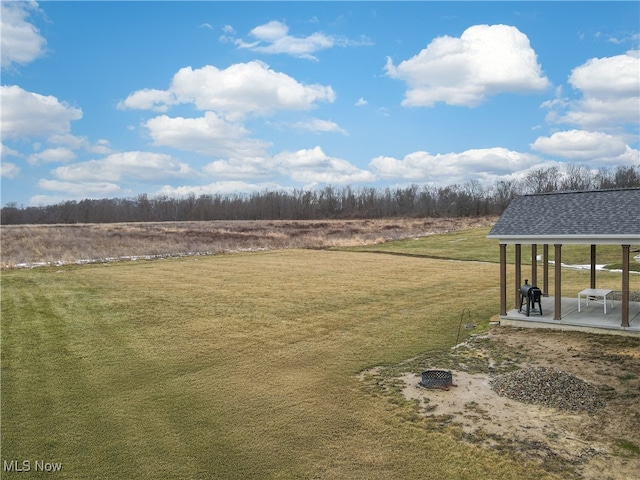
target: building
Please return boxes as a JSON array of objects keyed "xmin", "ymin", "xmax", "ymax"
[{"xmin": 487, "ymin": 188, "xmax": 640, "ymax": 335}]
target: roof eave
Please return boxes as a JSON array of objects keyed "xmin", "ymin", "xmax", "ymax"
[{"xmin": 486, "ymin": 234, "xmax": 640, "ymax": 245}]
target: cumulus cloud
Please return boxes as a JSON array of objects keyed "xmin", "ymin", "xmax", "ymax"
[
  {"xmin": 531, "ymin": 130, "xmax": 639, "ymax": 164},
  {"xmin": 1, "ymin": 85, "xmax": 83, "ymax": 139},
  {"xmin": 119, "ymin": 61, "xmax": 335, "ymax": 118},
  {"xmin": 1, "ymin": 143, "xmax": 21, "ymax": 159},
  {"xmin": 27, "ymin": 147, "xmax": 77, "ymax": 165},
  {"xmin": 272, "ymin": 146, "xmax": 376, "ymax": 184},
  {"xmin": 230, "ymin": 20, "xmax": 371, "ymax": 61},
  {"xmin": 156, "ymin": 180, "xmax": 287, "ymax": 198},
  {"xmin": 35, "ymin": 179, "xmax": 123, "ymax": 201},
  {"xmin": 203, "ymin": 158, "xmax": 271, "ymax": 180},
  {"xmin": 1, "ymin": 162, "xmax": 20, "ymax": 179},
  {"xmin": 370, "ymin": 147, "xmax": 540, "ymax": 184},
  {"xmin": 51, "ymin": 151, "xmax": 195, "ymax": 182},
  {"xmin": 1, "ymin": 1, "xmax": 47, "ymax": 70},
  {"xmin": 116, "ymin": 88, "xmax": 176, "ymax": 112},
  {"xmin": 385, "ymin": 24, "xmax": 550, "ymax": 107},
  {"xmin": 201, "ymin": 146, "xmax": 374, "ymax": 185},
  {"xmin": 145, "ymin": 112, "xmax": 271, "ymax": 158},
  {"xmin": 547, "ymin": 50, "xmax": 640, "ymax": 128},
  {"xmin": 290, "ymin": 118, "xmax": 348, "ymax": 135}
]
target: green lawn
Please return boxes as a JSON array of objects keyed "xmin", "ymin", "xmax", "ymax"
[
  {"xmin": 1, "ymin": 236, "xmax": 633, "ymax": 479},
  {"xmin": 341, "ymin": 226, "xmax": 640, "ymax": 271}
]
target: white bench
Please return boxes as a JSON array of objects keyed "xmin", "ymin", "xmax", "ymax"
[{"xmin": 578, "ymin": 288, "xmax": 614, "ymax": 314}]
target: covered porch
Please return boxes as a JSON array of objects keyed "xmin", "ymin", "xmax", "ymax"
[
  {"xmin": 501, "ymin": 294, "xmax": 640, "ymax": 336},
  {"xmin": 487, "ymin": 189, "xmax": 640, "ymax": 336}
]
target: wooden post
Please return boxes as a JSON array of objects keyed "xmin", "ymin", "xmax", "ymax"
[
  {"xmin": 531, "ymin": 244, "xmax": 538, "ymax": 287},
  {"xmin": 500, "ymin": 244, "xmax": 507, "ymax": 316},
  {"xmin": 515, "ymin": 244, "xmax": 522, "ymax": 309},
  {"xmin": 622, "ymin": 245, "xmax": 630, "ymax": 328},
  {"xmin": 590, "ymin": 244, "xmax": 597, "ymax": 289},
  {"xmin": 554, "ymin": 244, "xmax": 562, "ymax": 320},
  {"xmin": 543, "ymin": 244, "xmax": 549, "ymax": 296}
]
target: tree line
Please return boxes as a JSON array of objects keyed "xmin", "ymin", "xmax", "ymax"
[{"xmin": 2, "ymin": 164, "xmax": 639, "ymax": 224}]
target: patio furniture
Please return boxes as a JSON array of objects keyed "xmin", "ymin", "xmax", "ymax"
[{"xmin": 578, "ymin": 288, "xmax": 614, "ymax": 314}]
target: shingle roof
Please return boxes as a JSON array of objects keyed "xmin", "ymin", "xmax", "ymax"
[{"xmin": 487, "ymin": 188, "xmax": 640, "ymax": 242}]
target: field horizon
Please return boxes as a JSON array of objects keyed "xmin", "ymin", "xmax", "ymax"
[{"xmin": 0, "ymin": 216, "xmax": 496, "ymax": 269}]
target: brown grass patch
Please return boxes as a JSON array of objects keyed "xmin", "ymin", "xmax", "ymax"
[{"xmin": 1, "ymin": 217, "xmax": 496, "ymax": 268}]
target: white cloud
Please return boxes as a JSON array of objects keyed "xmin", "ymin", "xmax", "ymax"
[
  {"xmin": 27, "ymin": 147, "xmax": 77, "ymax": 165},
  {"xmin": 1, "ymin": 162, "xmax": 20, "ymax": 179},
  {"xmin": 531, "ymin": 130, "xmax": 639, "ymax": 164},
  {"xmin": 203, "ymin": 159, "xmax": 270, "ymax": 180},
  {"xmin": 231, "ymin": 20, "xmax": 371, "ymax": 61},
  {"xmin": 549, "ymin": 50, "xmax": 640, "ymax": 128},
  {"xmin": 145, "ymin": 112, "xmax": 271, "ymax": 158},
  {"xmin": 370, "ymin": 147, "xmax": 539, "ymax": 184},
  {"xmin": 0, "ymin": 85, "xmax": 82, "ymax": 139},
  {"xmin": 385, "ymin": 24, "xmax": 550, "ymax": 107},
  {"xmin": 35, "ymin": 179, "xmax": 123, "ymax": 200},
  {"xmin": 116, "ymin": 88, "xmax": 176, "ymax": 112},
  {"xmin": 251, "ymin": 20, "xmax": 290, "ymax": 42},
  {"xmin": 120, "ymin": 61, "xmax": 335, "ymax": 118},
  {"xmin": 290, "ymin": 118, "xmax": 348, "ymax": 135},
  {"xmin": 0, "ymin": 1, "xmax": 47, "ymax": 70},
  {"xmin": 90, "ymin": 139, "xmax": 113, "ymax": 155},
  {"xmin": 355, "ymin": 97, "xmax": 368, "ymax": 107},
  {"xmin": 46, "ymin": 133, "xmax": 87, "ymax": 150},
  {"xmin": 156, "ymin": 181, "xmax": 287, "ymax": 198},
  {"xmin": 273, "ymin": 146, "xmax": 375, "ymax": 184},
  {"xmin": 201, "ymin": 146, "xmax": 375, "ymax": 185},
  {"xmin": 1, "ymin": 143, "xmax": 21, "ymax": 159},
  {"xmin": 51, "ymin": 151, "xmax": 195, "ymax": 182}
]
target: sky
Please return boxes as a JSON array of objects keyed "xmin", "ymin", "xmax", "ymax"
[{"xmin": 1, "ymin": 1, "xmax": 639, "ymax": 207}]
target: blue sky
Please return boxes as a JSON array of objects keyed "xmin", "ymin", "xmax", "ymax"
[{"xmin": 1, "ymin": 1, "xmax": 639, "ymax": 207}]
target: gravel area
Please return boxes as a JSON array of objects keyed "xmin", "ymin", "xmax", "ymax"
[{"xmin": 491, "ymin": 366, "xmax": 606, "ymax": 412}]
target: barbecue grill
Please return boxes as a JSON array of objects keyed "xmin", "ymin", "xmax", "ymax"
[{"xmin": 519, "ymin": 279, "xmax": 542, "ymax": 316}]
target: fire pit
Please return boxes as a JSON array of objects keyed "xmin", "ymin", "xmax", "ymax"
[{"xmin": 420, "ymin": 370, "xmax": 454, "ymax": 390}]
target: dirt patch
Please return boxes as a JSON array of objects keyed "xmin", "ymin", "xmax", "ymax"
[{"xmin": 361, "ymin": 326, "xmax": 640, "ymax": 479}]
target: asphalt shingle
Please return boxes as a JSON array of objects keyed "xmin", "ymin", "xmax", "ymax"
[{"xmin": 488, "ymin": 188, "xmax": 640, "ymax": 238}]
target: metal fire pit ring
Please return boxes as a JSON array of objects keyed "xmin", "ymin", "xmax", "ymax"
[{"xmin": 420, "ymin": 370, "xmax": 455, "ymax": 390}]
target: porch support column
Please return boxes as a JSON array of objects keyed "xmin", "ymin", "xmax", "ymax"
[
  {"xmin": 590, "ymin": 244, "xmax": 597, "ymax": 289},
  {"xmin": 515, "ymin": 244, "xmax": 522, "ymax": 309},
  {"xmin": 499, "ymin": 244, "xmax": 507, "ymax": 316},
  {"xmin": 622, "ymin": 245, "xmax": 630, "ymax": 328},
  {"xmin": 554, "ymin": 244, "xmax": 562, "ymax": 320},
  {"xmin": 531, "ymin": 244, "xmax": 538, "ymax": 287},
  {"xmin": 543, "ymin": 244, "xmax": 549, "ymax": 296}
]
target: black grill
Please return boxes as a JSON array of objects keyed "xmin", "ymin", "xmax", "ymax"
[{"xmin": 519, "ymin": 279, "xmax": 542, "ymax": 316}]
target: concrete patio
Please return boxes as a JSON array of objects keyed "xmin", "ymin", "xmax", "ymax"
[{"xmin": 500, "ymin": 295, "xmax": 640, "ymax": 337}]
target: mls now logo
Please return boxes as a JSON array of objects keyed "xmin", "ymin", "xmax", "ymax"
[{"xmin": 3, "ymin": 460, "xmax": 63, "ymax": 472}]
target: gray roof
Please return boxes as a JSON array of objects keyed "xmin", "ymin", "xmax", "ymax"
[{"xmin": 487, "ymin": 188, "xmax": 640, "ymax": 244}]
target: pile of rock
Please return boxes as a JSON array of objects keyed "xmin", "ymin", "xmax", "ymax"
[{"xmin": 491, "ymin": 366, "xmax": 606, "ymax": 412}]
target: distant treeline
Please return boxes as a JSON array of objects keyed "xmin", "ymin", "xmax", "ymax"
[{"xmin": 2, "ymin": 164, "xmax": 639, "ymax": 224}]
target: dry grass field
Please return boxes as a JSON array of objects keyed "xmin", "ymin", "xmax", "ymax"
[{"xmin": 0, "ymin": 217, "xmax": 496, "ymax": 268}]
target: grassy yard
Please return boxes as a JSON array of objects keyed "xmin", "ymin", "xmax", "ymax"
[
  {"xmin": 341, "ymin": 226, "xmax": 640, "ymax": 270},
  {"xmin": 1, "ymin": 237, "xmax": 635, "ymax": 478}
]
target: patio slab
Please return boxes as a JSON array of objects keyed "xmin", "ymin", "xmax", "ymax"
[{"xmin": 500, "ymin": 296, "xmax": 640, "ymax": 337}]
